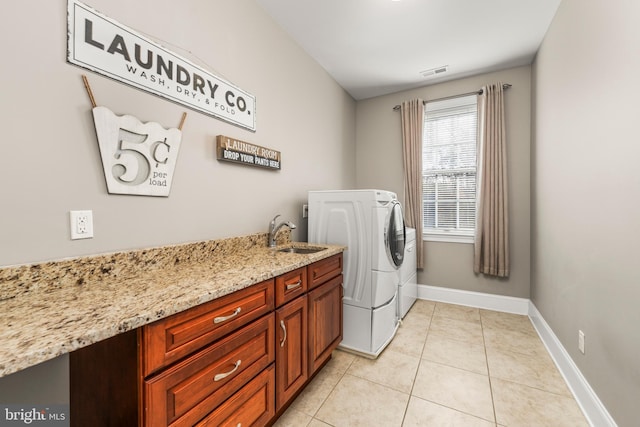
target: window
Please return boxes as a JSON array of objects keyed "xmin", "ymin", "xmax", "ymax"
[{"xmin": 422, "ymin": 95, "xmax": 478, "ymax": 243}]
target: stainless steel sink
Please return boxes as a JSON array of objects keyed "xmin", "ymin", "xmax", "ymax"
[{"xmin": 277, "ymin": 246, "xmax": 326, "ymax": 254}]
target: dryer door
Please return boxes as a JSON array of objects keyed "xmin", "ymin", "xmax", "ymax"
[{"xmin": 387, "ymin": 201, "xmax": 406, "ymax": 268}]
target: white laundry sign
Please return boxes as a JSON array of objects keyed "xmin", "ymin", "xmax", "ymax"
[
  {"xmin": 67, "ymin": 0, "xmax": 256, "ymax": 131},
  {"xmin": 92, "ymin": 106, "xmax": 182, "ymax": 197}
]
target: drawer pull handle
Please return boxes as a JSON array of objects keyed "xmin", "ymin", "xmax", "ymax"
[
  {"xmin": 214, "ymin": 307, "xmax": 241, "ymax": 324},
  {"xmin": 280, "ymin": 320, "xmax": 287, "ymax": 347},
  {"xmin": 213, "ymin": 359, "xmax": 241, "ymax": 382},
  {"xmin": 286, "ymin": 280, "xmax": 302, "ymax": 290}
]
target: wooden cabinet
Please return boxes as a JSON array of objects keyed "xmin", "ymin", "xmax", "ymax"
[
  {"xmin": 70, "ymin": 253, "xmax": 343, "ymax": 427},
  {"xmin": 70, "ymin": 279, "xmax": 276, "ymax": 427},
  {"xmin": 275, "ymin": 253, "xmax": 343, "ymax": 414},
  {"xmin": 144, "ymin": 314, "xmax": 274, "ymax": 426},
  {"xmin": 275, "ymin": 266, "xmax": 307, "ymax": 307},
  {"xmin": 275, "ymin": 293, "xmax": 308, "ymax": 411},
  {"xmin": 308, "ymin": 274, "xmax": 343, "ymax": 373},
  {"xmin": 70, "ymin": 329, "xmax": 139, "ymax": 427},
  {"xmin": 142, "ymin": 279, "xmax": 274, "ymax": 376},
  {"xmin": 195, "ymin": 366, "xmax": 275, "ymax": 427},
  {"xmin": 308, "ymin": 253, "xmax": 342, "ymax": 290}
]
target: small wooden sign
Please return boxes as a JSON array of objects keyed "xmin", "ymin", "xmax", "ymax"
[{"xmin": 216, "ymin": 135, "xmax": 281, "ymax": 170}]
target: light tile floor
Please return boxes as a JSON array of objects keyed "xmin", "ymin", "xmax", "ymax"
[{"xmin": 274, "ymin": 299, "xmax": 589, "ymax": 427}]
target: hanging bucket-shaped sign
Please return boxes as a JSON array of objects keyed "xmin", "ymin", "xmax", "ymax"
[
  {"xmin": 82, "ymin": 75, "xmax": 185, "ymax": 197},
  {"xmin": 92, "ymin": 106, "xmax": 182, "ymax": 197}
]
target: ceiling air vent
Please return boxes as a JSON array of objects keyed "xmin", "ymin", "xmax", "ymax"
[{"xmin": 420, "ymin": 65, "xmax": 448, "ymax": 78}]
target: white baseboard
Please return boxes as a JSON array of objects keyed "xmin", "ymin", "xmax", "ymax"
[
  {"xmin": 417, "ymin": 284, "xmax": 529, "ymax": 314},
  {"xmin": 415, "ymin": 284, "xmax": 617, "ymax": 427},
  {"xmin": 528, "ymin": 302, "xmax": 617, "ymax": 427}
]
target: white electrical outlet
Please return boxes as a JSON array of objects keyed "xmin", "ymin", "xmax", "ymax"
[
  {"xmin": 70, "ymin": 210, "xmax": 94, "ymax": 240},
  {"xmin": 302, "ymin": 204, "xmax": 309, "ymax": 219},
  {"xmin": 578, "ymin": 330, "xmax": 585, "ymax": 354}
]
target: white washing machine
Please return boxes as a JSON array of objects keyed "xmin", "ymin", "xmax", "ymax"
[
  {"xmin": 398, "ymin": 227, "xmax": 417, "ymax": 318},
  {"xmin": 308, "ymin": 189, "xmax": 405, "ymax": 357}
]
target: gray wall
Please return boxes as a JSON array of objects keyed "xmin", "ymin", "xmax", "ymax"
[
  {"xmin": 532, "ymin": 1, "xmax": 640, "ymax": 425},
  {"xmin": 355, "ymin": 66, "xmax": 531, "ymax": 298},
  {"xmin": 0, "ymin": 0, "xmax": 355, "ymax": 403},
  {"xmin": 0, "ymin": 0, "xmax": 356, "ymax": 267}
]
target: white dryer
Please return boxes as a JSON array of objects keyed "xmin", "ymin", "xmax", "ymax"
[
  {"xmin": 398, "ymin": 227, "xmax": 418, "ymax": 319},
  {"xmin": 308, "ymin": 189, "xmax": 405, "ymax": 357}
]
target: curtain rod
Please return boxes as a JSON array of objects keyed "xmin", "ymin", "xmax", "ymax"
[{"xmin": 392, "ymin": 83, "xmax": 511, "ymax": 111}]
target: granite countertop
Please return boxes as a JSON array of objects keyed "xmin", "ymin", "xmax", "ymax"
[{"xmin": 0, "ymin": 233, "xmax": 344, "ymax": 378}]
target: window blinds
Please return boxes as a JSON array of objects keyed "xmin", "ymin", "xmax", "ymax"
[{"xmin": 422, "ymin": 95, "xmax": 478, "ymax": 233}]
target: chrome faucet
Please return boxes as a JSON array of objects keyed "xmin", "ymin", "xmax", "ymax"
[{"xmin": 268, "ymin": 214, "xmax": 296, "ymax": 247}]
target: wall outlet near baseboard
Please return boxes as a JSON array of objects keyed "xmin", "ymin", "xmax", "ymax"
[{"xmin": 578, "ymin": 330, "xmax": 585, "ymax": 354}]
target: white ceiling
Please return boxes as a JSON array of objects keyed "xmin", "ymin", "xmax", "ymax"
[{"xmin": 254, "ymin": 0, "xmax": 562, "ymax": 100}]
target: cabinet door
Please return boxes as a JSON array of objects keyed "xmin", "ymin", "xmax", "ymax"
[
  {"xmin": 308, "ymin": 274, "xmax": 343, "ymax": 373},
  {"xmin": 275, "ymin": 295, "xmax": 308, "ymax": 411}
]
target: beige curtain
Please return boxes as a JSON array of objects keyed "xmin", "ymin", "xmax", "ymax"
[
  {"xmin": 400, "ymin": 99, "xmax": 424, "ymax": 269},
  {"xmin": 474, "ymin": 84, "xmax": 509, "ymax": 277}
]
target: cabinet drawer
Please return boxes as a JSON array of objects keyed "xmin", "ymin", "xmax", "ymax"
[
  {"xmin": 144, "ymin": 314, "xmax": 275, "ymax": 427},
  {"xmin": 275, "ymin": 267, "xmax": 307, "ymax": 307},
  {"xmin": 308, "ymin": 254, "xmax": 343, "ymax": 290},
  {"xmin": 195, "ymin": 365, "xmax": 275, "ymax": 427},
  {"xmin": 143, "ymin": 279, "xmax": 274, "ymax": 375}
]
